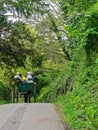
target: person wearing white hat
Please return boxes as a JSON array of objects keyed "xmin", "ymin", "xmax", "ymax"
[
  {"xmin": 26, "ymin": 72, "xmax": 33, "ymax": 83},
  {"xmin": 14, "ymin": 72, "xmax": 22, "ymax": 82}
]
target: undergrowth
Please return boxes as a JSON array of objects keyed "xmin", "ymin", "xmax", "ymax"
[{"xmin": 38, "ymin": 57, "xmax": 98, "ymax": 130}]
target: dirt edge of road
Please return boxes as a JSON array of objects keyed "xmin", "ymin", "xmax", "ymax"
[{"xmin": 53, "ymin": 104, "xmax": 71, "ymax": 130}]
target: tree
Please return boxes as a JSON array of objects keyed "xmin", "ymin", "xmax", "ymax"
[{"xmin": 0, "ymin": 0, "xmax": 44, "ymax": 67}]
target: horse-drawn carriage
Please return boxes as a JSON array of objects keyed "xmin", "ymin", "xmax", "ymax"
[{"xmin": 14, "ymin": 78, "xmax": 36, "ymax": 103}]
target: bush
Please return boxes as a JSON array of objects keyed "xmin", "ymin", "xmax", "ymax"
[{"xmin": 0, "ymin": 82, "xmax": 11, "ymax": 103}]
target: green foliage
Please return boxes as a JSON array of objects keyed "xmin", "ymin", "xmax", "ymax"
[
  {"xmin": 0, "ymin": 0, "xmax": 98, "ymax": 129},
  {"xmin": 1, "ymin": 0, "xmax": 41, "ymax": 18},
  {"xmin": 0, "ymin": 0, "xmax": 46, "ymax": 68},
  {"xmin": 59, "ymin": 1, "xmax": 98, "ymax": 128},
  {"xmin": 36, "ymin": 72, "xmax": 52, "ymax": 96},
  {"xmin": 63, "ymin": 77, "xmax": 98, "ymax": 130},
  {"xmin": 0, "ymin": 22, "xmax": 38, "ymax": 67},
  {"xmin": 38, "ymin": 71, "xmax": 67, "ymax": 102},
  {"xmin": 38, "ymin": 1, "xmax": 98, "ymax": 130},
  {"xmin": 0, "ymin": 82, "xmax": 11, "ymax": 103}
]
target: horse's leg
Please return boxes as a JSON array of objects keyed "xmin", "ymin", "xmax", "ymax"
[
  {"xmin": 16, "ymin": 91, "xmax": 18, "ymax": 103},
  {"xmin": 28, "ymin": 91, "xmax": 31, "ymax": 103},
  {"xmin": 24, "ymin": 93, "xmax": 27, "ymax": 103},
  {"xmin": 33, "ymin": 86, "xmax": 36, "ymax": 103}
]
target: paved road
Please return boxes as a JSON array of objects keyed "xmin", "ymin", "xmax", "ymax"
[{"xmin": 0, "ymin": 103, "xmax": 69, "ymax": 130}]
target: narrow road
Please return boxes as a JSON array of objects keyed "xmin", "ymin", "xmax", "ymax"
[{"xmin": 0, "ymin": 103, "xmax": 69, "ymax": 130}]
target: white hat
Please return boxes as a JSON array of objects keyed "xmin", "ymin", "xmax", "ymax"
[
  {"xmin": 27, "ymin": 72, "xmax": 32, "ymax": 75},
  {"xmin": 16, "ymin": 72, "xmax": 20, "ymax": 75}
]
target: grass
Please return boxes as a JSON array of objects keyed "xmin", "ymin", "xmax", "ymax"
[{"xmin": 0, "ymin": 100, "xmax": 8, "ymax": 105}]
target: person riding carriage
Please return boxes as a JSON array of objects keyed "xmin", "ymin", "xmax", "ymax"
[{"xmin": 14, "ymin": 71, "xmax": 38, "ymax": 103}]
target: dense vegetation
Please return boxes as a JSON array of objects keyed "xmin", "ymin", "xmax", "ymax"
[
  {"xmin": 0, "ymin": 81, "xmax": 11, "ymax": 104},
  {"xmin": 38, "ymin": 1, "xmax": 98, "ymax": 129},
  {"xmin": 0, "ymin": 0, "xmax": 98, "ymax": 129}
]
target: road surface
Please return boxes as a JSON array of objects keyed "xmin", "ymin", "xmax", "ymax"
[{"xmin": 0, "ymin": 103, "xmax": 69, "ymax": 130}]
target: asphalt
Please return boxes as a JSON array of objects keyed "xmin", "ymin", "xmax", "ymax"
[{"xmin": 0, "ymin": 103, "xmax": 69, "ymax": 130}]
